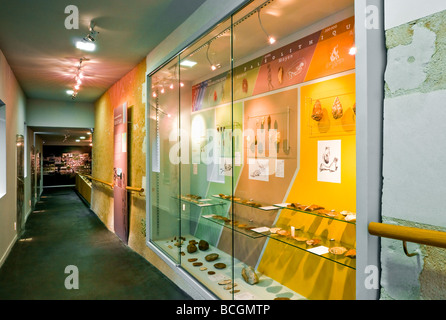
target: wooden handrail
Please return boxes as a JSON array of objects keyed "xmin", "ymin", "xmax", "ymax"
[
  {"xmin": 84, "ymin": 175, "xmax": 113, "ymax": 188},
  {"xmin": 368, "ymin": 222, "xmax": 446, "ymax": 249},
  {"xmin": 82, "ymin": 174, "xmax": 144, "ymax": 193},
  {"xmin": 126, "ymin": 186, "xmax": 145, "ymax": 193}
]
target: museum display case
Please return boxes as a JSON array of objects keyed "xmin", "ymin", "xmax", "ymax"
[{"xmin": 148, "ymin": 0, "xmax": 356, "ymax": 300}]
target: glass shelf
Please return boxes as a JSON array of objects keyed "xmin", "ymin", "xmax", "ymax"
[
  {"xmin": 273, "ymin": 203, "xmax": 356, "ymax": 225},
  {"xmin": 212, "ymin": 194, "xmax": 356, "ymax": 224},
  {"xmin": 201, "ymin": 214, "xmax": 270, "ymax": 239},
  {"xmin": 174, "ymin": 195, "xmax": 227, "ymax": 208},
  {"xmin": 202, "ymin": 214, "xmax": 355, "ymax": 270},
  {"xmin": 267, "ymin": 226, "xmax": 356, "ymax": 270},
  {"xmin": 211, "ymin": 194, "xmax": 279, "ymax": 211}
]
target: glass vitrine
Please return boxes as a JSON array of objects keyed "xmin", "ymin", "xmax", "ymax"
[{"xmin": 148, "ymin": 0, "xmax": 357, "ymax": 300}]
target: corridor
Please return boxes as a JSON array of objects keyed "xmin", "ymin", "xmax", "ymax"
[{"xmin": 0, "ymin": 187, "xmax": 191, "ymax": 300}]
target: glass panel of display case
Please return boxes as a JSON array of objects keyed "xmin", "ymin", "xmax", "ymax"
[
  {"xmin": 147, "ymin": 0, "xmax": 357, "ymax": 300},
  {"xmin": 148, "ymin": 57, "xmax": 181, "ymax": 264},
  {"xmin": 230, "ymin": 0, "xmax": 356, "ymax": 300},
  {"xmin": 178, "ymin": 17, "xmax": 235, "ymax": 300}
]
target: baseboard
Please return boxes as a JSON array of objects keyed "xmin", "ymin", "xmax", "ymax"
[{"xmin": 0, "ymin": 234, "xmax": 18, "ymax": 269}]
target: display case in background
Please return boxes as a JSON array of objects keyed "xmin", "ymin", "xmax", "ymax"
[{"xmin": 148, "ymin": 0, "xmax": 357, "ymax": 300}]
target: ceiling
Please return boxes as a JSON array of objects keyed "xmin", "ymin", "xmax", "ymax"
[
  {"xmin": 30, "ymin": 127, "xmax": 93, "ymax": 146},
  {"xmin": 0, "ymin": 0, "xmax": 207, "ymax": 103}
]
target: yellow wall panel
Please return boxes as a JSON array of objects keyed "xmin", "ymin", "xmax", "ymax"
[{"xmin": 258, "ymin": 73, "xmax": 356, "ymax": 300}]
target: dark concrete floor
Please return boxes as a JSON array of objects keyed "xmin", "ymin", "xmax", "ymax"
[{"xmin": 0, "ymin": 187, "xmax": 192, "ymax": 300}]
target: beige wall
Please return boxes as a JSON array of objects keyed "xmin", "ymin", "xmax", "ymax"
[
  {"xmin": 0, "ymin": 50, "xmax": 27, "ymax": 266},
  {"xmin": 90, "ymin": 58, "xmax": 202, "ymax": 298}
]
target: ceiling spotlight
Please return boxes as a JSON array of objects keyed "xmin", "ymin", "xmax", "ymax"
[
  {"xmin": 76, "ymin": 21, "xmax": 98, "ymax": 52},
  {"xmin": 83, "ymin": 34, "xmax": 96, "ymax": 42},
  {"xmin": 87, "ymin": 132, "xmax": 91, "ymax": 135},
  {"xmin": 79, "ymin": 136, "xmax": 86, "ymax": 139},
  {"xmin": 75, "ymin": 139, "xmax": 80, "ymax": 142},
  {"xmin": 83, "ymin": 21, "xmax": 99, "ymax": 42},
  {"xmin": 76, "ymin": 40, "xmax": 96, "ymax": 52},
  {"xmin": 66, "ymin": 90, "xmax": 74, "ymax": 95},
  {"xmin": 258, "ymin": 7, "xmax": 276, "ymax": 45}
]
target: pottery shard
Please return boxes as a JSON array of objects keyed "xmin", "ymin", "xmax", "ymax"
[
  {"xmin": 205, "ymin": 253, "xmax": 219, "ymax": 262},
  {"xmin": 345, "ymin": 249, "xmax": 356, "ymax": 258},
  {"xmin": 329, "ymin": 246, "xmax": 347, "ymax": 255},
  {"xmin": 241, "ymin": 266, "xmax": 259, "ymax": 285},
  {"xmin": 198, "ymin": 240, "xmax": 209, "ymax": 251},
  {"xmin": 311, "ymin": 100, "xmax": 323, "ymax": 121},
  {"xmin": 187, "ymin": 243, "xmax": 197, "ymax": 253},
  {"xmin": 332, "ymin": 96, "xmax": 343, "ymax": 119}
]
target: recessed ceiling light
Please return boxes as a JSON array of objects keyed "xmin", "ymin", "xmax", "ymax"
[
  {"xmin": 66, "ymin": 90, "xmax": 74, "ymax": 95},
  {"xmin": 87, "ymin": 132, "xmax": 91, "ymax": 135},
  {"xmin": 180, "ymin": 60, "xmax": 197, "ymax": 67},
  {"xmin": 76, "ymin": 40, "xmax": 96, "ymax": 52},
  {"xmin": 79, "ymin": 136, "xmax": 86, "ymax": 139},
  {"xmin": 75, "ymin": 139, "xmax": 80, "ymax": 142}
]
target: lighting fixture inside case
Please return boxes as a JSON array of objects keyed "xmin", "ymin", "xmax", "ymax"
[
  {"xmin": 206, "ymin": 43, "xmax": 220, "ymax": 71},
  {"xmin": 349, "ymin": 46, "xmax": 357, "ymax": 55},
  {"xmin": 258, "ymin": 7, "xmax": 276, "ymax": 45}
]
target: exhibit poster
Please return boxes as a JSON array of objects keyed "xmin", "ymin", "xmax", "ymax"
[
  {"xmin": 248, "ymin": 158, "xmax": 269, "ymax": 182},
  {"xmin": 113, "ymin": 102, "xmax": 128, "ymax": 243},
  {"xmin": 317, "ymin": 139, "xmax": 341, "ymax": 183}
]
